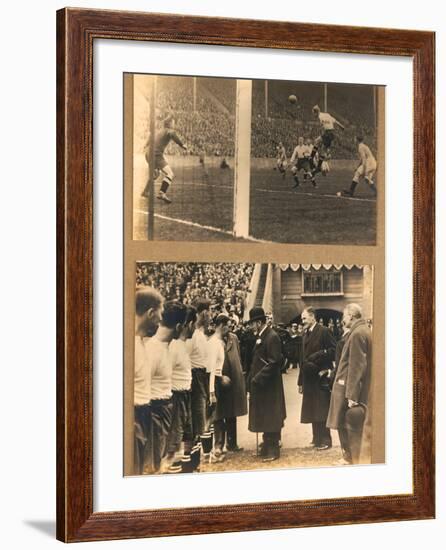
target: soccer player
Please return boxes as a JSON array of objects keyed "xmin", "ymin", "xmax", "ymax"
[
  {"xmin": 133, "ymin": 288, "xmax": 164, "ymax": 475},
  {"xmin": 312, "ymin": 104, "xmax": 345, "ymax": 156},
  {"xmin": 142, "ymin": 115, "xmax": 187, "ymax": 204},
  {"xmin": 343, "ymin": 136, "xmax": 377, "ymax": 197},
  {"xmin": 187, "ymin": 299, "xmax": 212, "ymax": 442},
  {"xmin": 165, "ymin": 306, "xmax": 197, "ymax": 474},
  {"xmin": 198, "ymin": 151, "xmax": 209, "ymax": 181},
  {"xmin": 274, "ymin": 141, "xmax": 288, "ymax": 178},
  {"xmin": 146, "ymin": 300, "xmax": 187, "ymax": 473},
  {"xmin": 207, "ymin": 314, "xmax": 228, "ymax": 462},
  {"xmin": 220, "ymin": 157, "xmax": 230, "ymax": 170},
  {"xmin": 290, "ymin": 137, "xmax": 312, "ymax": 188},
  {"xmin": 306, "ymin": 138, "xmax": 319, "ymax": 187}
]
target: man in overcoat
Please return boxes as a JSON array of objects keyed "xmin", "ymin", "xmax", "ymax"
[
  {"xmin": 298, "ymin": 307, "xmax": 336, "ymax": 450},
  {"xmin": 247, "ymin": 307, "xmax": 286, "ymax": 462},
  {"xmin": 214, "ymin": 328, "xmax": 248, "ymax": 453},
  {"xmin": 327, "ymin": 303, "xmax": 372, "ymax": 464}
]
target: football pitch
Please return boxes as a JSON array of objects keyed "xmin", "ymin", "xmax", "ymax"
[{"xmin": 134, "ymin": 156, "xmax": 376, "ymax": 244}]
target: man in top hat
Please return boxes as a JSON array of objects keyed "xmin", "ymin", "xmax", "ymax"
[
  {"xmin": 327, "ymin": 304, "xmax": 372, "ymax": 464},
  {"xmin": 247, "ymin": 307, "xmax": 286, "ymax": 462}
]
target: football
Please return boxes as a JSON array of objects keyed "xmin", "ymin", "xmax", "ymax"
[{"xmin": 288, "ymin": 94, "xmax": 298, "ymax": 104}]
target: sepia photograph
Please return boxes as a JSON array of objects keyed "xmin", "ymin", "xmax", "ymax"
[
  {"xmin": 130, "ymin": 74, "xmax": 382, "ymax": 244},
  {"xmin": 129, "ymin": 261, "xmax": 380, "ymax": 476}
]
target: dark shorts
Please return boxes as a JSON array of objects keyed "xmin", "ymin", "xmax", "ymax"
[
  {"xmin": 322, "ymin": 130, "xmax": 335, "ymax": 148},
  {"xmin": 297, "ymin": 158, "xmax": 311, "ymax": 171},
  {"xmin": 150, "ymin": 397, "xmax": 173, "ymax": 471},
  {"xmin": 134, "ymin": 403, "xmax": 152, "ymax": 475},
  {"xmin": 191, "ymin": 369, "xmax": 209, "ymax": 439},
  {"xmin": 167, "ymin": 390, "xmax": 193, "ymax": 454}
]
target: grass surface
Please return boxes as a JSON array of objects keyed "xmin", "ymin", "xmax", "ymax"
[{"xmin": 134, "ymin": 158, "xmax": 376, "ymax": 244}]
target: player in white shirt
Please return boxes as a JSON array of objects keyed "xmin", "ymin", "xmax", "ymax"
[
  {"xmin": 290, "ymin": 137, "xmax": 312, "ymax": 188},
  {"xmin": 187, "ymin": 299, "xmax": 212, "ymax": 442},
  {"xmin": 148, "ymin": 300, "xmax": 187, "ymax": 473},
  {"xmin": 274, "ymin": 141, "xmax": 288, "ymax": 178},
  {"xmin": 165, "ymin": 306, "xmax": 198, "ymax": 473},
  {"xmin": 207, "ymin": 314, "xmax": 230, "ymax": 462},
  {"xmin": 133, "ymin": 287, "xmax": 163, "ymax": 475},
  {"xmin": 343, "ymin": 136, "xmax": 377, "ymax": 197},
  {"xmin": 313, "ymin": 104, "xmax": 345, "ymax": 153}
]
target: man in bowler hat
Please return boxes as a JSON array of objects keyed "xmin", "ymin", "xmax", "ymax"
[{"xmin": 247, "ymin": 307, "xmax": 286, "ymax": 462}]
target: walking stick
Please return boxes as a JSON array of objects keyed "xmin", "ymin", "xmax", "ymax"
[{"xmin": 256, "ymin": 432, "xmax": 259, "ymax": 457}]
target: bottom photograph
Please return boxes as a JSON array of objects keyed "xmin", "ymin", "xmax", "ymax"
[{"xmin": 130, "ymin": 262, "xmax": 379, "ymax": 477}]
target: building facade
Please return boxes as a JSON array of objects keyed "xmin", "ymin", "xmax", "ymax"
[{"xmin": 267, "ymin": 264, "xmax": 374, "ymax": 325}]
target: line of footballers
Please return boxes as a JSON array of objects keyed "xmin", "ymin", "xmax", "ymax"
[
  {"xmin": 134, "ymin": 288, "xmax": 248, "ymax": 476},
  {"xmin": 275, "ymin": 104, "xmax": 377, "ymax": 197},
  {"xmin": 141, "ymin": 109, "xmax": 377, "ymax": 205},
  {"xmin": 275, "ymin": 134, "xmax": 377, "ymax": 198}
]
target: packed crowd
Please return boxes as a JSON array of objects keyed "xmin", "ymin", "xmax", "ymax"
[
  {"xmin": 251, "ymin": 117, "xmax": 376, "ymax": 159},
  {"xmin": 136, "ymin": 262, "xmax": 254, "ymax": 320},
  {"xmin": 150, "ymin": 76, "xmax": 376, "ymax": 159}
]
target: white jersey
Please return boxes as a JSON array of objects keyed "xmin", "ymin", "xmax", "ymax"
[
  {"xmin": 318, "ymin": 112, "xmax": 337, "ymax": 130},
  {"xmin": 134, "ymin": 336, "xmax": 152, "ymax": 406},
  {"xmin": 207, "ymin": 333, "xmax": 224, "ymax": 394},
  {"xmin": 276, "ymin": 145, "xmax": 287, "ymax": 161},
  {"xmin": 290, "ymin": 145, "xmax": 310, "ymax": 163},
  {"xmin": 169, "ymin": 338, "xmax": 192, "ymax": 392},
  {"xmin": 146, "ymin": 335, "xmax": 172, "ymax": 401},
  {"xmin": 358, "ymin": 142, "xmax": 376, "ymax": 166},
  {"xmin": 353, "ymin": 142, "xmax": 377, "ymax": 182},
  {"xmin": 187, "ymin": 327, "xmax": 210, "ymax": 372}
]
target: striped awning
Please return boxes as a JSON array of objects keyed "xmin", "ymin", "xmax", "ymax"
[{"xmin": 278, "ymin": 264, "xmax": 364, "ymax": 271}]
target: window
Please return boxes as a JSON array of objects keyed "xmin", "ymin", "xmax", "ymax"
[{"xmin": 302, "ymin": 270, "xmax": 343, "ymax": 295}]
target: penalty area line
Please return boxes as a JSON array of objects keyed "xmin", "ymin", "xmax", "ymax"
[{"xmin": 135, "ymin": 210, "xmax": 275, "ymax": 244}]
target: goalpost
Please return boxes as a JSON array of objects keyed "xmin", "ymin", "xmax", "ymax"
[
  {"xmin": 146, "ymin": 76, "xmax": 157, "ymax": 240},
  {"xmin": 138, "ymin": 76, "xmax": 253, "ymax": 241},
  {"xmin": 233, "ymin": 79, "xmax": 252, "ymax": 239}
]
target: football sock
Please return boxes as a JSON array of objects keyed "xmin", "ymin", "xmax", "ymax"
[
  {"xmin": 160, "ymin": 179, "xmax": 170, "ymax": 194},
  {"xmin": 349, "ymin": 181, "xmax": 358, "ymax": 196},
  {"xmin": 366, "ymin": 179, "xmax": 377, "ymax": 196}
]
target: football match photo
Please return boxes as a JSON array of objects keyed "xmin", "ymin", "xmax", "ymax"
[{"xmin": 129, "ymin": 74, "xmax": 382, "ymax": 244}]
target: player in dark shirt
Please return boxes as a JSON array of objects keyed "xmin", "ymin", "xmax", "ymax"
[
  {"xmin": 142, "ymin": 116, "xmax": 187, "ymax": 204},
  {"xmin": 220, "ymin": 157, "xmax": 230, "ymax": 170}
]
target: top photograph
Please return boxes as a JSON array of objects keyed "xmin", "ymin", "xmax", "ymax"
[{"xmin": 129, "ymin": 74, "xmax": 383, "ymax": 245}]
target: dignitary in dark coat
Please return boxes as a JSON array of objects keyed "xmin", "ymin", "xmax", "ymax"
[
  {"xmin": 214, "ymin": 327, "xmax": 248, "ymax": 454},
  {"xmin": 298, "ymin": 307, "xmax": 336, "ymax": 450},
  {"xmin": 247, "ymin": 307, "xmax": 286, "ymax": 462},
  {"xmin": 327, "ymin": 304, "xmax": 372, "ymax": 464},
  {"xmin": 284, "ymin": 322, "xmax": 303, "ymax": 370}
]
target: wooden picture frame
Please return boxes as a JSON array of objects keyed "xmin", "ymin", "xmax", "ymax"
[{"xmin": 56, "ymin": 7, "xmax": 435, "ymax": 542}]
